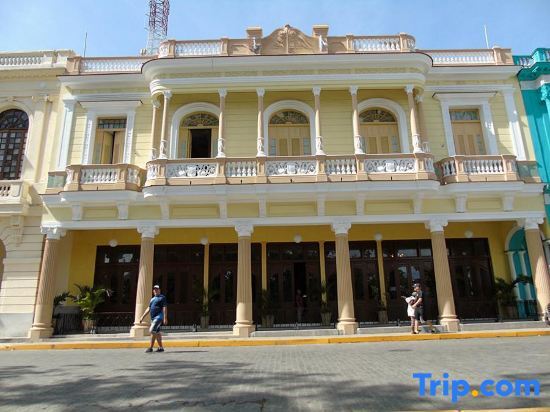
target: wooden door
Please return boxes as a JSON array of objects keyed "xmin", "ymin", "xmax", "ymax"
[
  {"xmin": 450, "ymin": 109, "xmax": 486, "ymax": 155},
  {"xmin": 360, "ymin": 123, "xmax": 400, "ymax": 153},
  {"xmin": 268, "ymin": 125, "xmax": 310, "ymax": 156}
]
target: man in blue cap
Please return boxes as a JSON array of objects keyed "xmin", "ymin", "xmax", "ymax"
[{"xmin": 139, "ymin": 284, "xmax": 167, "ymax": 353}]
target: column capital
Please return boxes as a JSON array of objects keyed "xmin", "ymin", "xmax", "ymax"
[
  {"xmin": 415, "ymin": 94, "xmax": 424, "ymax": 103},
  {"xmin": 540, "ymin": 84, "xmax": 550, "ymax": 102},
  {"xmin": 500, "ymin": 88, "xmax": 515, "ymax": 97},
  {"xmin": 152, "ymin": 97, "xmax": 161, "ymax": 109},
  {"xmin": 349, "ymin": 86, "xmax": 358, "ymax": 95},
  {"xmin": 41, "ymin": 226, "xmax": 66, "ymax": 240},
  {"xmin": 218, "ymin": 88, "xmax": 227, "ymax": 98},
  {"xmin": 331, "ymin": 221, "xmax": 351, "ymax": 235},
  {"xmin": 256, "ymin": 87, "xmax": 265, "ymax": 97},
  {"xmin": 425, "ymin": 218, "xmax": 448, "ymax": 233},
  {"xmin": 137, "ymin": 225, "xmax": 159, "ymax": 239},
  {"xmin": 162, "ymin": 90, "xmax": 172, "ymax": 100},
  {"xmin": 235, "ymin": 221, "xmax": 254, "ymax": 237},
  {"xmin": 312, "ymin": 86, "xmax": 322, "ymax": 96},
  {"xmin": 518, "ymin": 217, "xmax": 544, "ymax": 231},
  {"xmin": 405, "ymin": 84, "xmax": 414, "ymax": 95},
  {"xmin": 62, "ymin": 98, "xmax": 77, "ymax": 110}
]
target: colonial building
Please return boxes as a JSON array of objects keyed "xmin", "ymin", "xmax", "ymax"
[
  {"xmin": 512, "ymin": 48, "xmax": 550, "ymax": 318},
  {"xmin": 1, "ymin": 25, "xmax": 549, "ymax": 339}
]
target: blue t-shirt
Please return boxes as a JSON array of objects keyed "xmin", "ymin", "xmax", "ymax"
[{"xmin": 149, "ymin": 294, "xmax": 167, "ymax": 319}]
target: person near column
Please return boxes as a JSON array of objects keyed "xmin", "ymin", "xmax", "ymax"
[
  {"xmin": 411, "ymin": 283, "xmax": 424, "ymax": 334},
  {"xmin": 139, "ymin": 285, "xmax": 168, "ymax": 353}
]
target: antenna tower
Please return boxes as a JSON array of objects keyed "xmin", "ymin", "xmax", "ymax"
[{"xmin": 146, "ymin": 0, "xmax": 170, "ymax": 55}]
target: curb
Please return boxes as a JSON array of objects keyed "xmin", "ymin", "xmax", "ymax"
[{"xmin": 1, "ymin": 329, "xmax": 549, "ymax": 351}]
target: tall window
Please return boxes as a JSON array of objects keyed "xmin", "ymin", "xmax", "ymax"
[
  {"xmin": 268, "ymin": 110, "xmax": 311, "ymax": 156},
  {"xmin": 450, "ymin": 109, "xmax": 486, "ymax": 155},
  {"xmin": 179, "ymin": 112, "xmax": 219, "ymax": 158},
  {"xmin": 93, "ymin": 118, "xmax": 126, "ymax": 164},
  {"xmin": 359, "ymin": 108, "xmax": 400, "ymax": 154},
  {"xmin": 0, "ymin": 109, "xmax": 28, "ymax": 179}
]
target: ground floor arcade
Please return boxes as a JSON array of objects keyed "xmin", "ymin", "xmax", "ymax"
[{"xmin": 26, "ymin": 219, "xmax": 550, "ymax": 339}]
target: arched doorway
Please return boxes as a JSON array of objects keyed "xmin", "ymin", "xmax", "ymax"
[
  {"xmin": 359, "ymin": 108, "xmax": 401, "ymax": 154},
  {"xmin": 178, "ymin": 112, "xmax": 219, "ymax": 158},
  {"xmin": 0, "ymin": 109, "xmax": 29, "ymax": 179},
  {"xmin": 268, "ymin": 110, "xmax": 311, "ymax": 156}
]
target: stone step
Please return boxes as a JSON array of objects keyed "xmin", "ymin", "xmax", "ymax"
[
  {"xmin": 358, "ymin": 324, "xmax": 447, "ymax": 335},
  {"xmin": 252, "ymin": 328, "xmax": 340, "ymax": 337},
  {"xmin": 459, "ymin": 320, "xmax": 547, "ymax": 331}
]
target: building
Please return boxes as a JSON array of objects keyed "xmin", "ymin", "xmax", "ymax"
[
  {"xmin": 512, "ymin": 48, "xmax": 550, "ymax": 318},
  {"xmin": 1, "ymin": 25, "xmax": 549, "ymax": 339}
]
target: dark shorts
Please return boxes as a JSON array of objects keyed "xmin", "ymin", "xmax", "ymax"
[
  {"xmin": 150, "ymin": 316, "xmax": 163, "ymax": 334},
  {"xmin": 414, "ymin": 307, "xmax": 424, "ymax": 321}
]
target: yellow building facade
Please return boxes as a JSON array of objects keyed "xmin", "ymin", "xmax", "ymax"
[{"xmin": 1, "ymin": 26, "xmax": 550, "ymax": 339}]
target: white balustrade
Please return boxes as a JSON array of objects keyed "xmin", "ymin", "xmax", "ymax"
[
  {"xmin": 516, "ymin": 56, "xmax": 534, "ymax": 67},
  {"xmin": 80, "ymin": 58, "xmax": 147, "ymax": 73},
  {"xmin": 126, "ymin": 167, "xmax": 141, "ymax": 185},
  {"xmin": 147, "ymin": 163, "xmax": 161, "ymax": 180},
  {"xmin": 326, "ymin": 158, "xmax": 357, "ymax": 175},
  {"xmin": 266, "ymin": 160, "xmax": 317, "ymax": 176},
  {"xmin": 440, "ymin": 159, "xmax": 457, "ymax": 177},
  {"xmin": 166, "ymin": 162, "xmax": 218, "ymax": 178},
  {"xmin": 175, "ymin": 41, "xmax": 222, "ymax": 56},
  {"xmin": 364, "ymin": 158, "xmax": 416, "ymax": 173},
  {"xmin": 463, "ymin": 158, "xmax": 504, "ymax": 174},
  {"xmin": 353, "ymin": 37, "xmax": 401, "ymax": 52},
  {"xmin": 80, "ymin": 168, "xmax": 119, "ymax": 184},
  {"xmin": 0, "ymin": 55, "xmax": 43, "ymax": 66},
  {"xmin": 0, "ymin": 183, "xmax": 14, "ymax": 197},
  {"xmin": 427, "ymin": 50, "xmax": 495, "ymax": 65},
  {"xmin": 226, "ymin": 161, "xmax": 257, "ymax": 177}
]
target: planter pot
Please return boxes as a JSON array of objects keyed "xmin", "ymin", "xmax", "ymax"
[
  {"xmin": 200, "ymin": 315, "xmax": 209, "ymax": 330},
  {"xmin": 377, "ymin": 310, "xmax": 388, "ymax": 324},
  {"xmin": 321, "ymin": 312, "xmax": 332, "ymax": 326},
  {"xmin": 499, "ymin": 303, "xmax": 518, "ymax": 320},
  {"xmin": 82, "ymin": 318, "xmax": 96, "ymax": 333},
  {"xmin": 262, "ymin": 314, "xmax": 274, "ymax": 328}
]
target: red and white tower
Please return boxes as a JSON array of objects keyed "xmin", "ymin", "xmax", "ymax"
[{"xmin": 145, "ymin": 0, "xmax": 170, "ymax": 55}]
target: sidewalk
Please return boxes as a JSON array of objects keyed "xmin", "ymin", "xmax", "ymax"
[{"xmin": 1, "ymin": 327, "xmax": 549, "ymax": 351}]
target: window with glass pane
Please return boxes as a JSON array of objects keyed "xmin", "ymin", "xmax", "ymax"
[
  {"xmin": 0, "ymin": 109, "xmax": 28, "ymax": 180},
  {"xmin": 94, "ymin": 118, "xmax": 126, "ymax": 164},
  {"xmin": 450, "ymin": 109, "xmax": 486, "ymax": 155},
  {"xmin": 268, "ymin": 110, "xmax": 310, "ymax": 156}
]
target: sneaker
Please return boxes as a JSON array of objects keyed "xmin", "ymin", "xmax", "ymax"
[
  {"xmin": 145, "ymin": 348, "xmax": 153, "ymax": 353},
  {"xmin": 156, "ymin": 347, "xmax": 164, "ymax": 352}
]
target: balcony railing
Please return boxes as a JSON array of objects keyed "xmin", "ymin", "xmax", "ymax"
[
  {"xmin": 0, "ymin": 180, "xmax": 29, "ymax": 203},
  {"xmin": 514, "ymin": 48, "xmax": 550, "ymax": 67},
  {"xmin": 0, "ymin": 50, "xmax": 73, "ymax": 70},
  {"xmin": 66, "ymin": 56, "xmax": 150, "ymax": 74},
  {"xmin": 436, "ymin": 155, "xmax": 539, "ymax": 184},
  {"xmin": 46, "ymin": 164, "xmax": 143, "ymax": 193},
  {"xmin": 46, "ymin": 154, "xmax": 539, "ymax": 194}
]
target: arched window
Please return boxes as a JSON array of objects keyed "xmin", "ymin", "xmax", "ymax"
[
  {"xmin": 0, "ymin": 109, "xmax": 28, "ymax": 180},
  {"xmin": 359, "ymin": 108, "xmax": 400, "ymax": 154},
  {"xmin": 179, "ymin": 112, "xmax": 219, "ymax": 158},
  {"xmin": 268, "ymin": 110, "xmax": 310, "ymax": 156}
]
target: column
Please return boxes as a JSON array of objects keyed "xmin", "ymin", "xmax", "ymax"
[
  {"xmin": 332, "ymin": 221, "xmax": 357, "ymax": 334},
  {"xmin": 501, "ymin": 89, "xmax": 527, "ymax": 160},
  {"xmin": 415, "ymin": 93, "xmax": 428, "ymax": 152},
  {"xmin": 506, "ymin": 251, "xmax": 521, "ymax": 301},
  {"xmin": 405, "ymin": 85, "xmax": 422, "ymax": 153},
  {"xmin": 349, "ymin": 86, "xmax": 364, "ymax": 154},
  {"xmin": 261, "ymin": 242, "xmax": 267, "ymax": 291},
  {"xmin": 159, "ymin": 90, "xmax": 172, "ymax": 159},
  {"xmin": 130, "ymin": 225, "xmax": 159, "ymax": 337},
  {"xmin": 150, "ymin": 97, "xmax": 161, "ymax": 159},
  {"xmin": 256, "ymin": 88, "xmax": 266, "ymax": 156},
  {"xmin": 426, "ymin": 219, "xmax": 459, "ymax": 332},
  {"xmin": 29, "ymin": 227, "xmax": 66, "ymax": 340},
  {"xmin": 522, "ymin": 218, "xmax": 550, "ymax": 319},
  {"xmin": 217, "ymin": 88, "xmax": 227, "ymax": 158},
  {"xmin": 517, "ymin": 250, "xmax": 534, "ymax": 301},
  {"xmin": 375, "ymin": 233, "xmax": 387, "ymax": 308},
  {"xmin": 312, "ymin": 86, "xmax": 325, "ymax": 155},
  {"xmin": 234, "ymin": 222, "xmax": 255, "ymax": 337},
  {"xmin": 57, "ymin": 99, "xmax": 76, "ymax": 169}
]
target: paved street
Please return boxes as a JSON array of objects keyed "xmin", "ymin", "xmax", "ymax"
[{"xmin": 1, "ymin": 336, "xmax": 549, "ymax": 411}]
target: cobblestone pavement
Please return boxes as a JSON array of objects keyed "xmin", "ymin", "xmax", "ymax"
[{"xmin": 0, "ymin": 336, "xmax": 548, "ymax": 411}]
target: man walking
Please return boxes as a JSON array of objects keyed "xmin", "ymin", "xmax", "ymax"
[
  {"xmin": 411, "ymin": 283, "xmax": 423, "ymax": 334},
  {"xmin": 139, "ymin": 285, "xmax": 167, "ymax": 353}
]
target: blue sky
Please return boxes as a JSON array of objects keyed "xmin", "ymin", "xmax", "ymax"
[{"xmin": 1, "ymin": 0, "xmax": 549, "ymax": 56}]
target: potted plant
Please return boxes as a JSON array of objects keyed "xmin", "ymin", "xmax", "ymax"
[
  {"xmin": 200, "ymin": 287, "xmax": 210, "ymax": 330},
  {"xmin": 52, "ymin": 292, "xmax": 70, "ymax": 334},
  {"xmin": 494, "ymin": 275, "xmax": 531, "ymax": 321},
  {"xmin": 261, "ymin": 290, "xmax": 275, "ymax": 328},
  {"xmin": 70, "ymin": 285, "xmax": 109, "ymax": 333}
]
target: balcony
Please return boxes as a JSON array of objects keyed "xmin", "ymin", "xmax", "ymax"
[
  {"xmin": 437, "ymin": 155, "xmax": 540, "ymax": 184},
  {"xmin": 0, "ymin": 180, "xmax": 30, "ymax": 214},
  {"xmin": 0, "ymin": 50, "xmax": 73, "ymax": 70},
  {"xmin": 46, "ymin": 164, "xmax": 143, "ymax": 194},
  {"xmin": 46, "ymin": 154, "xmax": 539, "ymax": 195}
]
